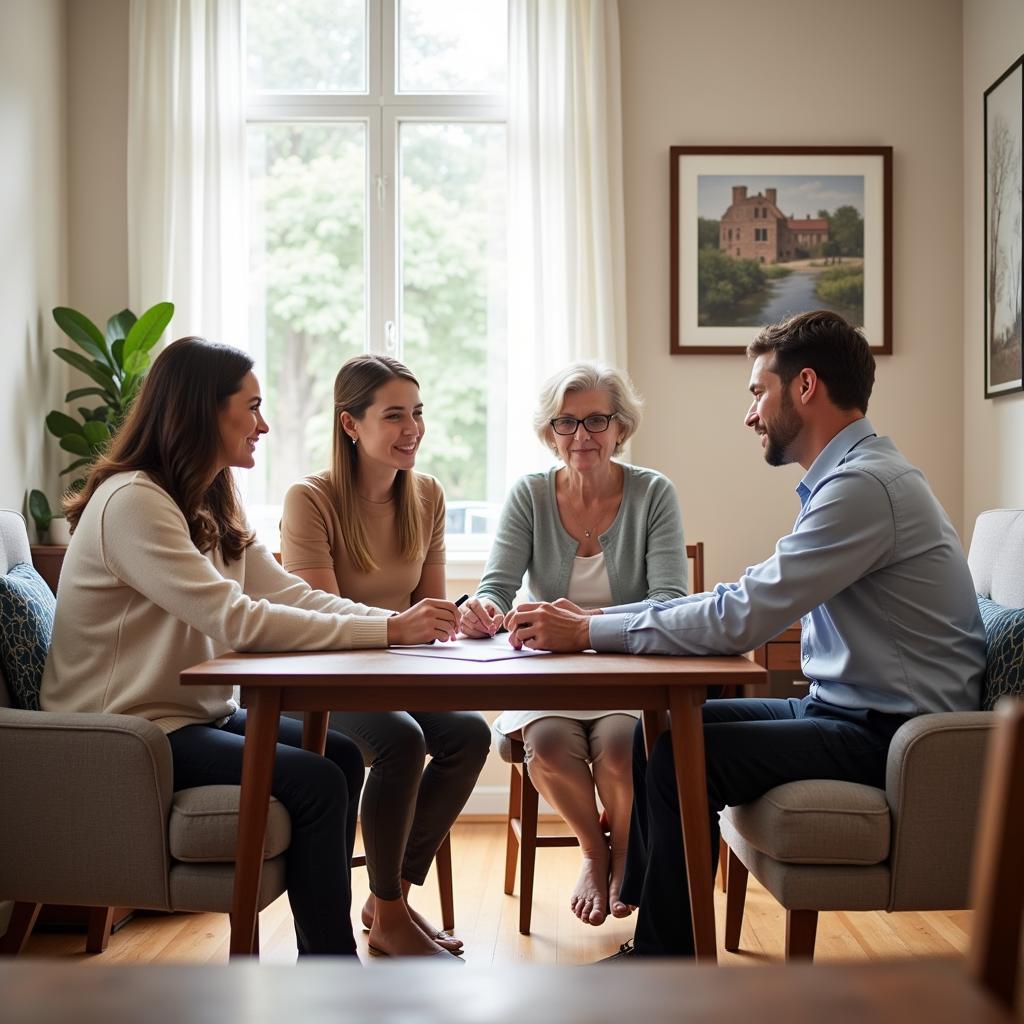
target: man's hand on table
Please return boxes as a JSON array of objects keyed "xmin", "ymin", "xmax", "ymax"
[{"xmin": 503, "ymin": 599, "xmax": 602, "ymax": 652}]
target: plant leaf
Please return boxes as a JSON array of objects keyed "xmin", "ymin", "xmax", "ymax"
[
  {"xmin": 82, "ymin": 420, "xmax": 110, "ymax": 447},
  {"xmin": 123, "ymin": 301, "xmax": 173, "ymax": 361},
  {"xmin": 65, "ymin": 387, "xmax": 109, "ymax": 402},
  {"xmin": 76, "ymin": 406, "xmax": 94, "ymax": 422},
  {"xmin": 91, "ymin": 406, "xmax": 109, "ymax": 422},
  {"xmin": 59, "ymin": 434, "xmax": 91, "ymax": 456},
  {"xmin": 53, "ymin": 307, "xmax": 112, "ymax": 365},
  {"xmin": 54, "ymin": 348, "xmax": 120, "ymax": 396},
  {"xmin": 111, "ymin": 338, "xmax": 125, "ymax": 369},
  {"xmin": 119, "ymin": 377, "xmax": 140, "ymax": 411},
  {"xmin": 58, "ymin": 458, "xmax": 92, "ymax": 476},
  {"xmin": 46, "ymin": 410, "xmax": 84, "ymax": 438},
  {"xmin": 105, "ymin": 309, "xmax": 137, "ymax": 347},
  {"xmin": 28, "ymin": 490, "xmax": 53, "ymax": 531},
  {"xmin": 123, "ymin": 350, "xmax": 151, "ymax": 377}
]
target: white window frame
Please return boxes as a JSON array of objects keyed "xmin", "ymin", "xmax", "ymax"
[
  {"xmin": 245, "ymin": 1, "xmax": 508, "ymax": 571},
  {"xmin": 245, "ymin": 0, "xmax": 507, "ymax": 362}
]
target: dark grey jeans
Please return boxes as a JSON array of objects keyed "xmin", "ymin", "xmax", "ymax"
[{"xmin": 288, "ymin": 709, "xmax": 490, "ymax": 900}]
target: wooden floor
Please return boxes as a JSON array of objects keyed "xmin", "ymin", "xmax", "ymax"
[{"xmin": 20, "ymin": 822, "xmax": 972, "ymax": 966}]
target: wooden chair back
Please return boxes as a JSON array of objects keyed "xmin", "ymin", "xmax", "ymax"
[{"xmin": 687, "ymin": 542, "xmax": 705, "ymax": 595}]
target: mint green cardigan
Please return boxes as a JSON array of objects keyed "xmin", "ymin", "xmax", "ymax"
[{"xmin": 476, "ymin": 463, "xmax": 688, "ymax": 613}]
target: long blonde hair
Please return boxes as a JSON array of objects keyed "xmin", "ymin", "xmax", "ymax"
[{"xmin": 329, "ymin": 355, "xmax": 426, "ymax": 573}]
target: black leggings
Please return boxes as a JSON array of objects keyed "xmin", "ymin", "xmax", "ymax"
[{"xmin": 167, "ymin": 710, "xmax": 364, "ymax": 956}]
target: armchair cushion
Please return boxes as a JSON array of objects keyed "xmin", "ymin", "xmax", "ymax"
[
  {"xmin": 0, "ymin": 563, "xmax": 55, "ymax": 710},
  {"xmin": 722, "ymin": 779, "xmax": 890, "ymax": 865},
  {"xmin": 169, "ymin": 786, "xmax": 291, "ymax": 862},
  {"xmin": 978, "ymin": 597, "xmax": 1024, "ymax": 710}
]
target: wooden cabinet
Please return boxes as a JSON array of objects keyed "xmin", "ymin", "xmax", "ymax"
[
  {"xmin": 29, "ymin": 545, "xmax": 66, "ymax": 596},
  {"xmin": 750, "ymin": 625, "xmax": 808, "ymax": 698}
]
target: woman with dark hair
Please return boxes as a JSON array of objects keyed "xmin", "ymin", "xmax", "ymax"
[
  {"xmin": 280, "ymin": 354, "xmax": 490, "ymax": 959},
  {"xmin": 41, "ymin": 337, "xmax": 461, "ymax": 959}
]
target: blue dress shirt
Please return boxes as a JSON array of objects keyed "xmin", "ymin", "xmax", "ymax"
[{"xmin": 588, "ymin": 419, "xmax": 986, "ymax": 715}]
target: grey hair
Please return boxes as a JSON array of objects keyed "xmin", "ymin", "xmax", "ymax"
[{"xmin": 532, "ymin": 361, "xmax": 643, "ymax": 452}]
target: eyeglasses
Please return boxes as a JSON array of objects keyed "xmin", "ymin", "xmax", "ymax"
[{"xmin": 549, "ymin": 413, "xmax": 618, "ymax": 436}]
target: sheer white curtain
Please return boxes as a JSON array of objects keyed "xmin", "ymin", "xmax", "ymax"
[
  {"xmin": 127, "ymin": 0, "xmax": 246, "ymax": 347},
  {"xmin": 505, "ymin": 0, "xmax": 627, "ymax": 482}
]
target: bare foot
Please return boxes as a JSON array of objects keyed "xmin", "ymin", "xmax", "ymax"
[
  {"xmin": 406, "ymin": 901, "xmax": 463, "ymax": 952},
  {"xmin": 362, "ymin": 893, "xmax": 463, "ymax": 952},
  {"xmin": 367, "ymin": 898, "xmax": 456, "ymax": 958},
  {"xmin": 570, "ymin": 850, "xmax": 610, "ymax": 925},
  {"xmin": 608, "ymin": 845, "xmax": 634, "ymax": 919}
]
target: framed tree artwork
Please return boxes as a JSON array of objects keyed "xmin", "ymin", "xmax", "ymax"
[{"xmin": 984, "ymin": 55, "xmax": 1023, "ymax": 398}]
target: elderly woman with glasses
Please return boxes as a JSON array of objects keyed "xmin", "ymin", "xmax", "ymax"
[{"xmin": 461, "ymin": 361, "xmax": 688, "ymax": 928}]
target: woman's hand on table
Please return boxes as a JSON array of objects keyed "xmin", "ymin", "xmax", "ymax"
[
  {"xmin": 460, "ymin": 596, "xmax": 503, "ymax": 638},
  {"xmin": 503, "ymin": 602, "xmax": 594, "ymax": 652},
  {"xmin": 386, "ymin": 598, "xmax": 460, "ymax": 646}
]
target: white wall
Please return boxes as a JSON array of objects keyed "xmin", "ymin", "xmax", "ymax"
[
  {"xmin": 621, "ymin": 0, "xmax": 966, "ymax": 587},
  {"xmin": 66, "ymin": 0, "xmax": 130, "ymax": 321},
  {"xmin": 962, "ymin": 0, "xmax": 1024, "ymax": 537},
  {"xmin": 47, "ymin": 1, "xmax": 1011, "ymax": 815},
  {"xmin": 0, "ymin": 0, "xmax": 67, "ymax": 516}
]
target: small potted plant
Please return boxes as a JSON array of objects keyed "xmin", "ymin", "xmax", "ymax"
[
  {"xmin": 27, "ymin": 490, "xmax": 70, "ymax": 545},
  {"xmin": 29, "ymin": 301, "xmax": 174, "ymax": 544}
]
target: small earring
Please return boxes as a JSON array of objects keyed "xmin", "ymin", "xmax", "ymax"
[{"xmin": 351, "ymin": 435, "xmax": 357, "ymax": 446}]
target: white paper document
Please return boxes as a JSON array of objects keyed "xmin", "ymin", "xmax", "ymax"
[{"xmin": 387, "ymin": 634, "xmax": 549, "ymax": 662}]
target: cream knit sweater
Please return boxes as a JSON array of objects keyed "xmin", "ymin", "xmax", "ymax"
[{"xmin": 41, "ymin": 471, "xmax": 392, "ymax": 733}]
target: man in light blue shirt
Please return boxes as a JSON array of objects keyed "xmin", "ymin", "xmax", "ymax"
[{"xmin": 505, "ymin": 310, "xmax": 986, "ymax": 957}]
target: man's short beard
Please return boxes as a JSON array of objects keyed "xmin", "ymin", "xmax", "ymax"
[{"xmin": 763, "ymin": 390, "xmax": 802, "ymax": 466}]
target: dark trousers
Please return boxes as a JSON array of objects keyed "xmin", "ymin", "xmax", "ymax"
[
  {"xmin": 286, "ymin": 709, "xmax": 491, "ymax": 899},
  {"xmin": 167, "ymin": 710, "xmax": 365, "ymax": 956},
  {"xmin": 619, "ymin": 694, "xmax": 910, "ymax": 957}
]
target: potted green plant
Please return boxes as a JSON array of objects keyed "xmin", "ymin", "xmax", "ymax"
[{"xmin": 28, "ymin": 301, "xmax": 174, "ymax": 543}]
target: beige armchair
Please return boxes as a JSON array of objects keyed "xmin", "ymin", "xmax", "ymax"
[
  {"xmin": 721, "ymin": 508, "xmax": 1024, "ymax": 960},
  {"xmin": 0, "ymin": 509, "xmax": 290, "ymax": 955}
]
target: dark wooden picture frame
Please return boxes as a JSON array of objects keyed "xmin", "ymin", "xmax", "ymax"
[
  {"xmin": 670, "ymin": 146, "xmax": 892, "ymax": 355},
  {"xmin": 983, "ymin": 55, "xmax": 1023, "ymax": 398}
]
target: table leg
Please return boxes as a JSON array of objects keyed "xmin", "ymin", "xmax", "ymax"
[
  {"xmin": 229, "ymin": 686, "xmax": 282, "ymax": 957},
  {"xmin": 302, "ymin": 710, "xmax": 329, "ymax": 755},
  {"xmin": 641, "ymin": 709, "xmax": 670, "ymax": 757},
  {"xmin": 668, "ymin": 686, "xmax": 717, "ymax": 963}
]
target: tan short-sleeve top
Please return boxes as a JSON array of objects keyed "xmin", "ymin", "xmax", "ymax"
[{"xmin": 281, "ymin": 471, "xmax": 446, "ymax": 612}]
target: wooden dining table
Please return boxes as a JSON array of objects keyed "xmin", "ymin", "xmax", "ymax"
[{"xmin": 181, "ymin": 645, "xmax": 767, "ymax": 960}]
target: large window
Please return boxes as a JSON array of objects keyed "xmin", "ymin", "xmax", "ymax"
[{"xmin": 245, "ymin": 0, "xmax": 507, "ymax": 552}]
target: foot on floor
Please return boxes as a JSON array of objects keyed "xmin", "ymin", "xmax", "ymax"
[{"xmin": 570, "ymin": 849, "xmax": 610, "ymax": 926}]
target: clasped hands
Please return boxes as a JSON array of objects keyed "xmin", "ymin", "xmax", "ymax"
[{"xmin": 460, "ymin": 596, "xmax": 600, "ymax": 652}]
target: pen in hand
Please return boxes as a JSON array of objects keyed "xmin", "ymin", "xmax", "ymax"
[{"xmin": 450, "ymin": 593, "xmax": 470, "ymax": 641}]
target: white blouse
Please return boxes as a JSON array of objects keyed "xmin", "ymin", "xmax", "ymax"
[{"xmin": 565, "ymin": 551, "xmax": 614, "ymax": 609}]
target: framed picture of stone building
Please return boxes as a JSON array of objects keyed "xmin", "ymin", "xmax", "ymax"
[
  {"xmin": 670, "ymin": 146, "xmax": 892, "ymax": 354},
  {"xmin": 984, "ymin": 55, "xmax": 1023, "ymax": 398}
]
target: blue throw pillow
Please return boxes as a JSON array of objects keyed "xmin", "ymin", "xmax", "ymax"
[
  {"xmin": 0, "ymin": 563, "xmax": 55, "ymax": 711},
  {"xmin": 977, "ymin": 595, "xmax": 1024, "ymax": 711}
]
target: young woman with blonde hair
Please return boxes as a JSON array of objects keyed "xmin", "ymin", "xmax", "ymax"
[{"xmin": 281, "ymin": 354, "xmax": 490, "ymax": 959}]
